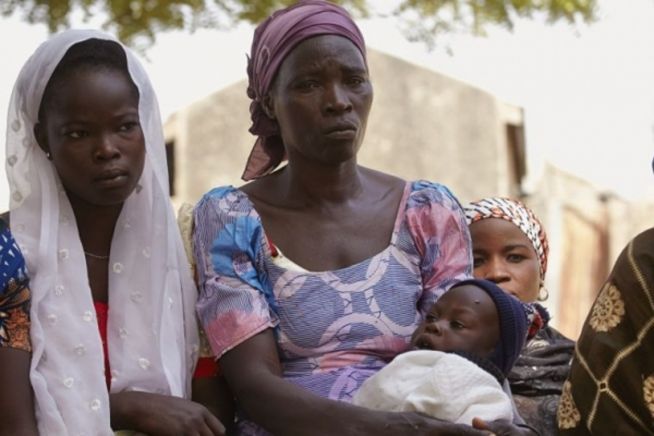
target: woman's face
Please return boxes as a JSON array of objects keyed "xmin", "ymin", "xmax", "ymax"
[
  {"xmin": 267, "ymin": 34, "xmax": 373, "ymax": 166},
  {"xmin": 36, "ymin": 66, "xmax": 145, "ymax": 207},
  {"xmin": 469, "ymin": 218, "xmax": 541, "ymax": 302}
]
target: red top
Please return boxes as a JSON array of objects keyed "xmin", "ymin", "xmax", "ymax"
[
  {"xmin": 93, "ymin": 301, "xmax": 111, "ymax": 388},
  {"xmin": 93, "ymin": 301, "xmax": 218, "ymax": 389}
]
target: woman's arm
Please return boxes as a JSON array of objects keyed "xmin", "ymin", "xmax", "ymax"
[
  {"xmin": 110, "ymin": 391, "xmax": 226, "ymax": 436},
  {"xmin": 221, "ymin": 329, "xmax": 487, "ymax": 436},
  {"xmin": 192, "ymin": 375, "xmax": 235, "ymax": 432},
  {"xmin": 0, "ymin": 348, "xmax": 38, "ymax": 435}
]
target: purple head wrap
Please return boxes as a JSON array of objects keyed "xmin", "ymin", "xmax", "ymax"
[{"xmin": 242, "ymin": 0, "xmax": 367, "ymax": 181}]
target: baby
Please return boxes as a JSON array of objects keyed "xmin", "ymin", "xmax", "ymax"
[{"xmin": 353, "ymin": 278, "xmax": 546, "ymax": 425}]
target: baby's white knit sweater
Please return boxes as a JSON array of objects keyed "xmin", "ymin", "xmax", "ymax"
[{"xmin": 352, "ymin": 349, "xmax": 513, "ymax": 425}]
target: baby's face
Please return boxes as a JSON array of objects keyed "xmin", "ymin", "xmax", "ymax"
[{"xmin": 411, "ymin": 284, "xmax": 500, "ymax": 357}]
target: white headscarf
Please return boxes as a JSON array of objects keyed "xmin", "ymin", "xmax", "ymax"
[{"xmin": 5, "ymin": 29, "xmax": 199, "ymax": 435}]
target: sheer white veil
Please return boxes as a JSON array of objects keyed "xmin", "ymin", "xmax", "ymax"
[{"xmin": 5, "ymin": 29, "xmax": 199, "ymax": 434}]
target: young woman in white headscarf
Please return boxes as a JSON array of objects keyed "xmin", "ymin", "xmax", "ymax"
[{"xmin": 4, "ymin": 29, "xmax": 227, "ymax": 435}]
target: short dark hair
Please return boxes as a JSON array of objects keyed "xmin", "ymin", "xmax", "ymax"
[{"xmin": 38, "ymin": 38, "xmax": 137, "ymax": 121}]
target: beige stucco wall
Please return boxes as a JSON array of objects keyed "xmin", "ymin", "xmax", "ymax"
[
  {"xmin": 164, "ymin": 79, "xmax": 253, "ymax": 208},
  {"xmin": 355, "ymin": 50, "xmax": 521, "ymax": 204},
  {"xmin": 165, "ymin": 49, "xmax": 524, "ymax": 206},
  {"xmin": 528, "ymin": 164, "xmax": 653, "ymax": 339}
]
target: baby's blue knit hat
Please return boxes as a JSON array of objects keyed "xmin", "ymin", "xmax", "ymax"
[{"xmin": 451, "ymin": 279, "xmax": 541, "ymax": 376}]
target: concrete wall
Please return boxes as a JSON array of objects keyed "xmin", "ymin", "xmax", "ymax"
[{"xmin": 355, "ymin": 50, "xmax": 522, "ymax": 204}]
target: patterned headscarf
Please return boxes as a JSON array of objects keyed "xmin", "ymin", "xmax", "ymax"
[
  {"xmin": 242, "ymin": 0, "xmax": 367, "ymax": 180},
  {"xmin": 464, "ymin": 197, "xmax": 549, "ymax": 280}
]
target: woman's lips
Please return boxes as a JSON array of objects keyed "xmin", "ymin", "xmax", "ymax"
[
  {"xmin": 94, "ymin": 169, "xmax": 128, "ymax": 188},
  {"xmin": 324, "ymin": 122, "xmax": 357, "ymax": 140},
  {"xmin": 325, "ymin": 128, "xmax": 356, "ymax": 140}
]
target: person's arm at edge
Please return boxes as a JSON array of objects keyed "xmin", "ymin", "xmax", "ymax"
[
  {"xmin": 0, "ymin": 348, "xmax": 38, "ymax": 435},
  {"xmin": 0, "ymin": 213, "xmax": 38, "ymax": 434}
]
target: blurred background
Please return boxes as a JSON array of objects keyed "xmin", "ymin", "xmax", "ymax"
[{"xmin": 1, "ymin": 0, "xmax": 653, "ymax": 339}]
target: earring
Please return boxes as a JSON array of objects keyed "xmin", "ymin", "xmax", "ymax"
[
  {"xmin": 538, "ymin": 281, "xmax": 549, "ymax": 301},
  {"xmin": 45, "ymin": 151, "xmax": 51, "ymax": 160}
]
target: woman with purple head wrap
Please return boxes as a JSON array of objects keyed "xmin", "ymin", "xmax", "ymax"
[
  {"xmin": 242, "ymin": 0, "xmax": 367, "ymax": 180},
  {"xmin": 193, "ymin": 1, "xmax": 536, "ymax": 434}
]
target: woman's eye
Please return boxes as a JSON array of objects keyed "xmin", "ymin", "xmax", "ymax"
[
  {"xmin": 65, "ymin": 130, "xmax": 86, "ymax": 139},
  {"xmin": 119, "ymin": 121, "xmax": 140, "ymax": 132},
  {"xmin": 473, "ymin": 257, "xmax": 484, "ymax": 267},
  {"xmin": 296, "ymin": 80, "xmax": 319, "ymax": 91},
  {"xmin": 450, "ymin": 321, "xmax": 464, "ymax": 330},
  {"xmin": 507, "ymin": 254, "xmax": 526, "ymax": 263},
  {"xmin": 425, "ymin": 314, "xmax": 438, "ymax": 322},
  {"xmin": 346, "ymin": 76, "xmax": 364, "ymax": 86}
]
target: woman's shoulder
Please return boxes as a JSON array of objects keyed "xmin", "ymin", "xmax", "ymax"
[
  {"xmin": 629, "ymin": 227, "xmax": 654, "ymax": 259},
  {"xmin": 608, "ymin": 227, "xmax": 654, "ymax": 289},
  {"xmin": 406, "ymin": 179, "xmax": 464, "ymax": 210},
  {"xmin": 408, "ymin": 179, "xmax": 455, "ymax": 195},
  {"xmin": 198, "ymin": 185, "xmax": 243, "ymax": 202},
  {"xmin": 195, "ymin": 185, "xmax": 253, "ymax": 215},
  {"xmin": 358, "ymin": 169, "xmax": 461, "ymax": 207},
  {"xmin": 193, "ymin": 185, "xmax": 265, "ymax": 243}
]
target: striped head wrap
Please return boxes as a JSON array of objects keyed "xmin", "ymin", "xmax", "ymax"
[{"xmin": 463, "ymin": 197, "xmax": 549, "ymax": 280}]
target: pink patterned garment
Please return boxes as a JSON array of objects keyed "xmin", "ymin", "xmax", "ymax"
[{"xmin": 193, "ymin": 180, "xmax": 472, "ymax": 434}]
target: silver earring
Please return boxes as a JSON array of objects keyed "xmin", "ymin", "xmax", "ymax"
[
  {"xmin": 538, "ymin": 282, "xmax": 549, "ymax": 301},
  {"xmin": 45, "ymin": 151, "xmax": 51, "ymax": 159}
]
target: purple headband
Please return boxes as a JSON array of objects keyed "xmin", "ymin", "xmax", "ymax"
[{"xmin": 242, "ymin": 0, "xmax": 367, "ymax": 181}]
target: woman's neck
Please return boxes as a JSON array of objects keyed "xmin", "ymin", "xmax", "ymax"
[
  {"xmin": 67, "ymin": 192, "xmax": 123, "ymax": 256},
  {"xmin": 282, "ymin": 158, "xmax": 364, "ymax": 205}
]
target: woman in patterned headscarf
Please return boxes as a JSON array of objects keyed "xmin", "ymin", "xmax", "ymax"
[
  {"xmin": 192, "ymin": 1, "xmax": 537, "ymax": 435},
  {"xmin": 464, "ymin": 197, "xmax": 575, "ymax": 436}
]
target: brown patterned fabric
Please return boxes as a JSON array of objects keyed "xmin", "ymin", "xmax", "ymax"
[{"xmin": 558, "ymin": 228, "xmax": 654, "ymax": 434}]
